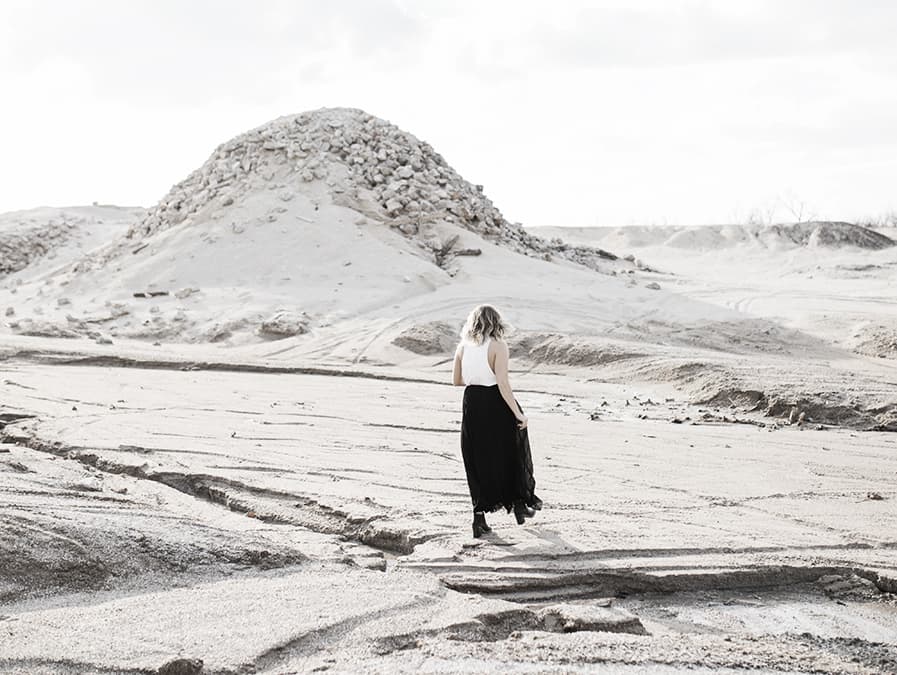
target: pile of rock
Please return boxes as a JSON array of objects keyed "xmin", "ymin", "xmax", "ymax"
[
  {"xmin": 6, "ymin": 318, "xmax": 81, "ymax": 339},
  {"xmin": 127, "ymin": 107, "xmax": 618, "ymax": 270},
  {"xmin": 258, "ymin": 310, "xmax": 310, "ymax": 338},
  {"xmin": 764, "ymin": 222, "xmax": 895, "ymax": 250},
  {"xmin": 852, "ymin": 324, "xmax": 897, "ymax": 359},
  {"xmin": 0, "ymin": 221, "xmax": 72, "ymax": 276},
  {"xmin": 391, "ymin": 321, "xmax": 459, "ymax": 355}
]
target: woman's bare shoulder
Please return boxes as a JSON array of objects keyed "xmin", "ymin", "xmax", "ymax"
[{"xmin": 489, "ymin": 338, "xmax": 509, "ymax": 353}]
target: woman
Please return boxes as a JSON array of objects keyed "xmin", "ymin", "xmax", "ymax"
[{"xmin": 453, "ymin": 304, "xmax": 540, "ymax": 538}]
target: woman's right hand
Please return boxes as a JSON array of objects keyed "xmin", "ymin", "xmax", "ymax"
[{"xmin": 516, "ymin": 415, "xmax": 528, "ymax": 429}]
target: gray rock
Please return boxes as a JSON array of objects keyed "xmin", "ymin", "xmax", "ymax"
[
  {"xmin": 259, "ymin": 310, "xmax": 310, "ymax": 338},
  {"xmin": 538, "ymin": 604, "xmax": 647, "ymax": 635},
  {"xmin": 157, "ymin": 657, "xmax": 204, "ymax": 675},
  {"xmin": 174, "ymin": 287, "xmax": 200, "ymax": 300},
  {"xmin": 392, "ymin": 321, "xmax": 458, "ymax": 355}
]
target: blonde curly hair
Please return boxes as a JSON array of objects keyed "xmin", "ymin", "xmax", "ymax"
[{"xmin": 460, "ymin": 304, "xmax": 507, "ymax": 344}]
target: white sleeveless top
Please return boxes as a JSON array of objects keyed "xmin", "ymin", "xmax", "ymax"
[{"xmin": 458, "ymin": 337, "xmax": 497, "ymax": 386}]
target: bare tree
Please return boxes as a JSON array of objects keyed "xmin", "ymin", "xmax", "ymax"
[
  {"xmin": 856, "ymin": 210, "xmax": 897, "ymax": 229},
  {"xmin": 743, "ymin": 202, "xmax": 777, "ymax": 226},
  {"xmin": 777, "ymin": 192, "xmax": 816, "ymax": 223}
]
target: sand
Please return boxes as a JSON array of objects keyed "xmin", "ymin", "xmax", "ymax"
[{"xmin": 1, "ymin": 109, "xmax": 895, "ymax": 674}]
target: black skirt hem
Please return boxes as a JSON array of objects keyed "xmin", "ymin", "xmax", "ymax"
[{"xmin": 461, "ymin": 384, "xmax": 538, "ymax": 515}]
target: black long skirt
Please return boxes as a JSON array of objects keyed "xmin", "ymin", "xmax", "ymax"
[{"xmin": 461, "ymin": 384, "xmax": 537, "ymax": 513}]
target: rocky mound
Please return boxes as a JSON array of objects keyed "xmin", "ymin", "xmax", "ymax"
[
  {"xmin": 0, "ymin": 221, "xmax": 71, "ymax": 276},
  {"xmin": 126, "ymin": 107, "xmax": 618, "ymax": 270},
  {"xmin": 391, "ymin": 321, "xmax": 459, "ymax": 355},
  {"xmin": 850, "ymin": 324, "xmax": 897, "ymax": 360},
  {"xmin": 765, "ymin": 221, "xmax": 895, "ymax": 250},
  {"xmin": 0, "ymin": 206, "xmax": 142, "ymax": 278}
]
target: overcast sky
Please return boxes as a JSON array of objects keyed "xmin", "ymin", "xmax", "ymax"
[{"xmin": 2, "ymin": 0, "xmax": 895, "ymax": 227}]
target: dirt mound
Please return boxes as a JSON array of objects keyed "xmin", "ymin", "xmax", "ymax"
[
  {"xmin": 0, "ymin": 221, "xmax": 71, "ymax": 276},
  {"xmin": 695, "ymin": 384, "xmax": 897, "ymax": 431},
  {"xmin": 766, "ymin": 397, "xmax": 897, "ymax": 431},
  {"xmin": 0, "ymin": 206, "xmax": 142, "ymax": 278},
  {"xmin": 762, "ymin": 222, "xmax": 895, "ymax": 250},
  {"xmin": 850, "ymin": 324, "xmax": 897, "ymax": 359},
  {"xmin": 392, "ymin": 321, "xmax": 459, "ymax": 355},
  {"xmin": 125, "ymin": 107, "xmax": 618, "ymax": 270},
  {"xmin": 510, "ymin": 333, "xmax": 644, "ymax": 367},
  {"xmin": 625, "ymin": 358, "xmax": 897, "ymax": 431}
]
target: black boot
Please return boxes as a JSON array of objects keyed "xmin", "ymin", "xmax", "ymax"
[
  {"xmin": 472, "ymin": 512, "xmax": 491, "ymax": 538},
  {"xmin": 514, "ymin": 501, "xmax": 536, "ymax": 525}
]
